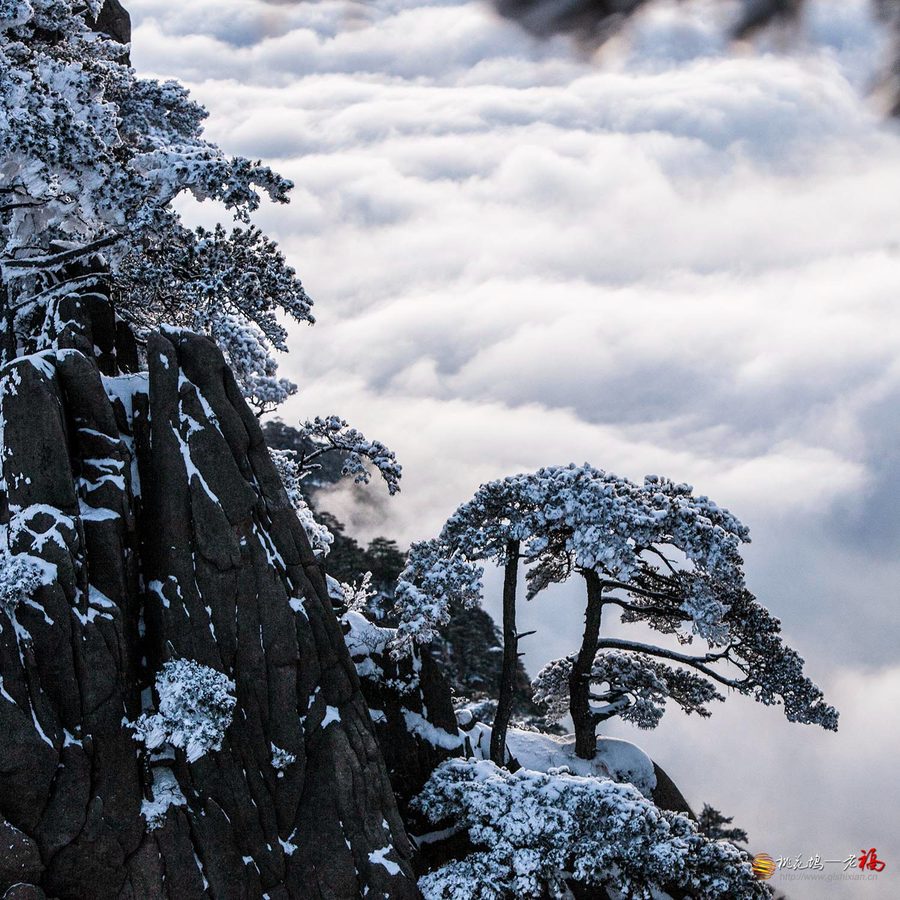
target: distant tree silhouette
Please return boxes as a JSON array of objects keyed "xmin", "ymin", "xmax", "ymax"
[
  {"xmin": 698, "ymin": 803, "xmax": 750, "ymax": 845},
  {"xmin": 494, "ymin": 0, "xmax": 900, "ymax": 115}
]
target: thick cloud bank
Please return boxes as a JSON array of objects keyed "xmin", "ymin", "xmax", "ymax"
[{"xmin": 131, "ymin": 0, "xmax": 899, "ymax": 895}]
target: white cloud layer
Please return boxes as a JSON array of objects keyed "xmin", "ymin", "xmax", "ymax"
[{"xmin": 130, "ymin": 0, "xmax": 900, "ymax": 895}]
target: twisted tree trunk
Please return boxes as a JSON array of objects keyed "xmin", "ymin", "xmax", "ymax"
[{"xmin": 570, "ymin": 569, "xmax": 604, "ymax": 760}]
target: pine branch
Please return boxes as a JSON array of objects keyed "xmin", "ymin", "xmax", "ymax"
[{"xmin": 595, "ymin": 638, "xmax": 748, "ymax": 690}]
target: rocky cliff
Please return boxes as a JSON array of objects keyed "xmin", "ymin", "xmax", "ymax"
[{"xmin": 0, "ymin": 296, "xmax": 421, "ymax": 898}]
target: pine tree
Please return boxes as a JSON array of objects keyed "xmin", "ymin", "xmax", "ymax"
[
  {"xmin": 698, "ymin": 803, "xmax": 750, "ymax": 845},
  {"xmin": 415, "ymin": 758, "xmax": 771, "ymax": 900},
  {"xmin": 394, "ymin": 463, "xmax": 838, "ymax": 762},
  {"xmin": 0, "ymin": 0, "xmax": 311, "ymax": 409}
]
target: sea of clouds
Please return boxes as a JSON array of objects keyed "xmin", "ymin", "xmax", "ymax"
[{"xmin": 130, "ymin": 1, "xmax": 899, "ymax": 895}]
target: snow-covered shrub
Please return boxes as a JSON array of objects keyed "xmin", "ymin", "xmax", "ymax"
[
  {"xmin": 340, "ymin": 571, "xmax": 376, "ymax": 612},
  {"xmin": 141, "ymin": 767, "xmax": 187, "ymax": 831},
  {"xmin": 415, "ymin": 759, "xmax": 771, "ymax": 900},
  {"xmin": 342, "ymin": 608, "xmax": 393, "ymax": 667},
  {"xmin": 0, "ymin": 549, "xmax": 44, "ymax": 623},
  {"xmin": 271, "ymin": 743, "xmax": 297, "ymax": 776},
  {"xmin": 132, "ymin": 659, "xmax": 236, "ymax": 763}
]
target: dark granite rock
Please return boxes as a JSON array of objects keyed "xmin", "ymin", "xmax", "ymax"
[
  {"xmin": 651, "ymin": 762, "xmax": 695, "ymax": 817},
  {"xmin": 0, "ymin": 821, "xmax": 43, "ymax": 890},
  {"xmin": 2, "ymin": 885, "xmax": 47, "ymax": 900},
  {"xmin": 0, "ymin": 331, "xmax": 421, "ymax": 898},
  {"xmin": 342, "ymin": 614, "xmax": 461, "ymax": 817},
  {"xmin": 92, "ymin": 0, "xmax": 131, "ymax": 45}
]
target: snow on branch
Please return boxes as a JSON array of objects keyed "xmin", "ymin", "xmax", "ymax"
[
  {"xmin": 131, "ymin": 659, "xmax": 236, "ymax": 763},
  {"xmin": 269, "ymin": 448, "xmax": 334, "ymax": 557},
  {"xmin": 533, "ymin": 650, "xmax": 724, "ymax": 729},
  {"xmin": 298, "ymin": 415, "xmax": 402, "ymax": 496},
  {"xmin": 118, "ymin": 224, "xmax": 312, "ymax": 412},
  {"xmin": 0, "ymin": 4, "xmax": 311, "ymax": 390},
  {"xmin": 206, "ymin": 312, "xmax": 297, "ymax": 414},
  {"xmin": 710, "ymin": 590, "xmax": 839, "ymax": 730},
  {"xmin": 596, "ymin": 592, "xmax": 840, "ymax": 731},
  {"xmin": 436, "ymin": 463, "xmax": 749, "ymax": 611},
  {"xmin": 340, "ymin": 571, "xmax": 376, "ymax": 612}
]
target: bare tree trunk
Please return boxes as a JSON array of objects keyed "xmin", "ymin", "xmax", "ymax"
[
  {"xmin": 570, "ymin": 569, "xmax": 604, "ymax": 760},
  {"xmin": 490, "ymin": 538, "xmax": 520, "ymax": 766}
]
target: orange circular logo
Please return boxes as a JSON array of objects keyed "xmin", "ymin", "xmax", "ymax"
[{"xmin": 752, "ymin": 853, "xmax": 777, "ymax": 880}]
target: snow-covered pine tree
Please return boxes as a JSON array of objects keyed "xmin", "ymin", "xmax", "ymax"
[
  {"xmin": 525, "ymin": 465, "xmax": 838, "ymax": 757},
  {"xmin": 414, "ymin": 758, "xmax": 771, "ymax": 900},
  {"xmin": 394, "ymin": 463, "xmax": 838, "ymax": 762},
  {"xmin": 0, "ymin": 0, "xmax": 311, "ymax": 409},
  {"xmin": 1, "ymin": 0, "xmax": 402, "ymax": 557},
  {"xmin": 393, "ymin": 475, "xmax": 538, "ymax": 763},
  {"xmin": 268, "ymin": 415, "xmax": 402, "ymax": 566},
  {"xmin": 295, "ymin": 415, "xmax": 403, "ymax": 495}
]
